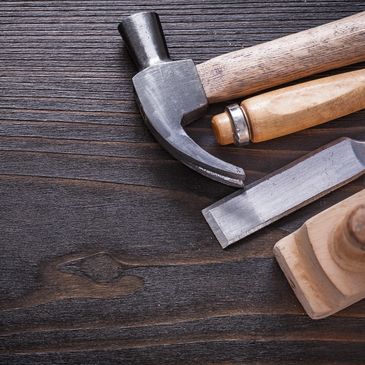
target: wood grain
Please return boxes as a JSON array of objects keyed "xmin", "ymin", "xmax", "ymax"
[
  {"xmin": 245, "ymin": 68, "xmax": 365, "ymax": 142},
  {"xmin": 197, "ymin": 11, "xmax": 365, "ymax": 102},
  {"xmin": 0, "ymin": 1, "xmax": 365, "ymax": 364},
  {"xmin": 274, "ymin": 190, "xmax": 365, "ymax": 319},
  {"xmin": 211, "ymin": 68, "xmax": 365, "ymax": 144}
]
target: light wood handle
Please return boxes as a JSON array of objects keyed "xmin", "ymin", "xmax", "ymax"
[
  {"xmin": 211, "ymin": 69, "xmax": 365, "ymax": 145},
  {"xmin": 245, "ymin": 68, "xmax": 365, "ymax": 142},
  {"xmin": 330, "ymin": 204, "xmax": 365, "ymax": 272},
  {"xmin": 197, "ymin": 11, "xmax": 365, "ymax": 103}
]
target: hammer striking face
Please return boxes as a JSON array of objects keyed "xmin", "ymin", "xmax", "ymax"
[{"xmin": 119, "ymin": 11, "xmax": 365, "ymax": 186}]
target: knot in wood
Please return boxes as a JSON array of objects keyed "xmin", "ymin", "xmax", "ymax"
[{"xmin": 58, "ymin": 252, "xmax": 127, "ymax": 283}]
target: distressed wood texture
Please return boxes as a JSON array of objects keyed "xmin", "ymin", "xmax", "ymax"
[
  {"xmin": 198, "ymin": 11, "xmax": 365, "ymax": 102},
  {"xmin": 0, "ymin": 1, "xmax": 364, "ymax": 364}
]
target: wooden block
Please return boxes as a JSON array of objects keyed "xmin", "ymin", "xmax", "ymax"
[{"xmin": 273, "ymin": 190, "xmax": 365, "ymax": 319}]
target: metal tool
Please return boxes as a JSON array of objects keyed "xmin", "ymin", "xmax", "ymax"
[
  {"xmin": 118, "ymin": 11, "xmax": 365, "ymax": 187},
  {"xmin": 202, "ymin": 138, "xmax": 365, "ymax": 248}
]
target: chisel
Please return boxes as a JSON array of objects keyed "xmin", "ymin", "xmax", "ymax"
[{"xmin": 202, "ymin": 138, "xmax": 365, "ymax": 248}]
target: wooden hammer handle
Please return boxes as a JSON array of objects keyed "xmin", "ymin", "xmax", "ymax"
[
  {"xmin": 212, "ymin": 68, "xmax": 365, "ymax": 145},
  {"xmin": 197, "ymin": 12, "xmax": 365, "ymax": 103}
]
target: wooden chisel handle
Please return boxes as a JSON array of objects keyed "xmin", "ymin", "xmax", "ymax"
[
  {"xmin": 212, "ymin": 68, "xmax": 365, "ymax": 145},
  {"xmin": 197, "ymin": 11, "xmax": 365, "ymax": 103}
]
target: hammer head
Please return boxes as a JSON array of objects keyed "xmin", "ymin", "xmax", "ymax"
[{"xmin": 118, "ymin": 12, "xmax": 245, "ymax": 187}]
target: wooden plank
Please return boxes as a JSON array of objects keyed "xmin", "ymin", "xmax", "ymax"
[{"xmin": 0, "ymin": 0, "xmax": 364, "ymax": 364}]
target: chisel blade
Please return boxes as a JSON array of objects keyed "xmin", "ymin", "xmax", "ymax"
[{"xmin": 202, "ymin": 137, "xmax": 365, "ymax": 248}]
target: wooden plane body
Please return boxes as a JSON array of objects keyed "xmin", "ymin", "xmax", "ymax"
[{"xmin": 274, "ymin": 190, "xmax": 365, "ymax": 319}]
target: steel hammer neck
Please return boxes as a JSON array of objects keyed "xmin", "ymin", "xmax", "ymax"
[{"xmin": 118, "ymin": 12, "xmax": 171, "ymax": 71}]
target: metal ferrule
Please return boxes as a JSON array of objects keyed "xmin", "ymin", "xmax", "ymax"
[{"xmin": 225, "ymin": 104, "xmax": 251, "ymax": 145}]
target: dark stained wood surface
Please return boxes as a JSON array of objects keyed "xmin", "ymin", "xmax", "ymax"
[{"xmin": 0, "ymin": 1, "xmax": 364, "ymax": 364}]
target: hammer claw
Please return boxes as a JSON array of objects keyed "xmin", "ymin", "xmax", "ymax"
[{"xmin": 166, "ymin": 132, "xmax": 245, "ymax": 187}]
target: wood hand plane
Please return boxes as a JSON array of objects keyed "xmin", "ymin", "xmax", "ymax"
[{"xmin": 274, "ymin": 190, "xmax": 365, "ymax": 319}]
